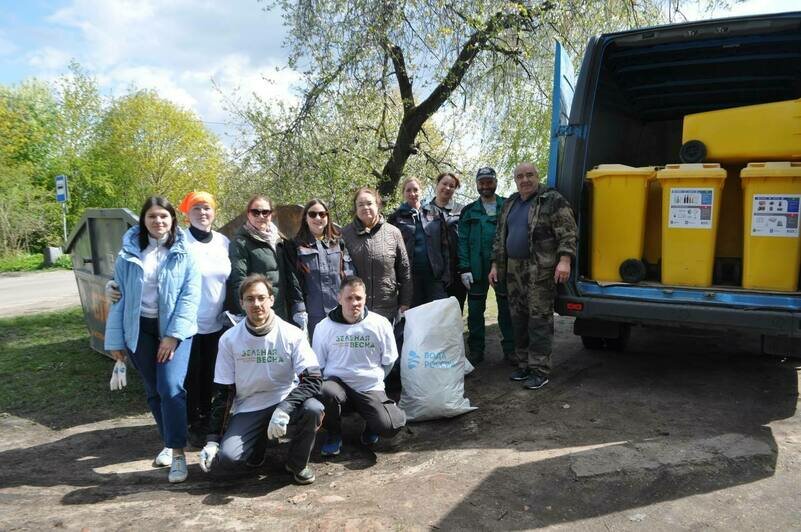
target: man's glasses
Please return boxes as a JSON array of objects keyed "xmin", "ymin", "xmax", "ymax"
[
  {"xmin": 307, "ymin": 211, "xmax": 328, "ymax": 219},
  {"xmin": 249, "ymin": 208, "xmax": 272, "ymax": 217}
]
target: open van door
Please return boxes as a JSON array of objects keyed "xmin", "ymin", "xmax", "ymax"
[{"xmin": 547, "ymin": 40, "xmax": 577, "ymax": 188}]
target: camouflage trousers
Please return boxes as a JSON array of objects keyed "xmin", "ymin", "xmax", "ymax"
[{"xmin": 506, "ymin": 258, "xmax": 555, "ymax": 375}]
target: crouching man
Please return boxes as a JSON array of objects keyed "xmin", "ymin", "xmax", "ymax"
[
  {"xmin": 313, "ymin": 276, "xmax": 406, "ymax": 456},
  {"xmin": 198, "ymin": 274, "xmax": 324, "ymax": 484}
]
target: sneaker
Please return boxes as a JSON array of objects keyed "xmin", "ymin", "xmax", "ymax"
[
  {"xmin": 285, "ymin": 464, "xmax": 315, "ymax": 485},
  {"xmin": 320, "ymin": 434, "xmax": 342, "ymax": 457},
  {"xmin": 360, "ymin": 429, "xmax": 379, "ymax": 446},
  {"xmin": 523, "ymin": 373, "xmax": 549, "ymax": 390},
  {"xmin": 152, "ymin": 447, "xmax": 172, "ymax": 467},
  {"xmin": 168, "ymin": 455, "xmax": 188, "ymax": 483},
  {"xmin": 509, "ymin": 368, "xmax": 531, "ymax": 381}
]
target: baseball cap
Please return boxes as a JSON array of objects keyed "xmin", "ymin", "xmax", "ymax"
[{"xmin": 475, "ymin": 166, "xmax": 496, "ymax": 181}]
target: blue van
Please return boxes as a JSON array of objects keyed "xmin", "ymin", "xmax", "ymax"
[{"xmin": 547, "ymin": 11, "xmax": 801, "ymax": 354}]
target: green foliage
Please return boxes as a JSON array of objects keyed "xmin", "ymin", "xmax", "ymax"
[
  {"xmin": 0, "ymin": 307, "xmax": 145, "ymax": 429},
  {"xmin": 0, "ymin": 66, "xmax": 228, "ymax": 252},
  {"xmin": 0, "ymin": 252, "xmax": 72, "ymax": 272},
  {"xmin": 254, "ymin": 0, "xmax": 733, "ymax": 199},
  {"xmin": 224, "ymin": 87, "xmax": 451, "ymax": 224},
  {"xmin": 90, "ymin": 90, "xmax": 225, "ymax": 211},
  {"xmin": 0, "ymin": 253, "xmax": 43, "ymax": 272}
]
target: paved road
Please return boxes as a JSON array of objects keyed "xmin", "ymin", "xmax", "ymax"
[{"xmin": 0, "ymin": 270, "xmax": 80, "ymax": 318}]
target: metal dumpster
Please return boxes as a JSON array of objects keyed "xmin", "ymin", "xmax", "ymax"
[{"xmin": 64, "ymin": 208, "xmax": 138, "ymax": 355}]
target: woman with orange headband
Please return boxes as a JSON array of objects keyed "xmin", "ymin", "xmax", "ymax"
[{"xmin": 177, "ymin": 191, "xmax": 231, "ymax": 448}]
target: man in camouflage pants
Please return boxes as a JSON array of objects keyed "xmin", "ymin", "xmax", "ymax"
[{"xmin": 489, "ymin": 163, "xmax": 577, "ymax": 390}]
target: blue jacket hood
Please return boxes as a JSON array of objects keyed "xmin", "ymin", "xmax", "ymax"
[{"xmin": 120, "ymin": 225, "xmax": 191, "ymax": 259}]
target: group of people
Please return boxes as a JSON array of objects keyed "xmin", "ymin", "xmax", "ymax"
[{"xmin": 103, "ymin": 161, "xmax": 577, "ymax": 486}]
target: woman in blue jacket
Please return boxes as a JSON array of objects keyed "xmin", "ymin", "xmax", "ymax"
[{"xmin": 104, "ymin": 196, "xmax": 201, "ymax": 484}]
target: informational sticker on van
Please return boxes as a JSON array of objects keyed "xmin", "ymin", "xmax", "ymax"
[
  {"xmin": 751, "ymin": 194, "xmax": 800, "ymax": 237},
  {"xmin": 668, "ymin": 188, "xmax": 714, "ymax": 229}
]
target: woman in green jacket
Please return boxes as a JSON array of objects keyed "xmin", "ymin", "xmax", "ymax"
[{"xmin": 226, "ymin": 195, "xmax": 303, "ymax": 323}]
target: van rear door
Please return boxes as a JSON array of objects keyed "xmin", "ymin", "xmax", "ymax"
[{"xmin": 547, "ymin": 40, "xmax": 577, "ymax": 189}]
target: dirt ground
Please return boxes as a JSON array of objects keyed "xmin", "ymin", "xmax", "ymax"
[{"xmin": 1, "ymin": 316, "xmax": 800, "ymax": 531}]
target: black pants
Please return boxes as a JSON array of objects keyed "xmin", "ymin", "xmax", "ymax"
[
  {"xmin": 447, "ymin": 279, "xmax": 467, "ymax": 312},
  {"xmin": 210, "ymin": 399, "xmax": 324, "ymax": 477},
  {"xmin": 321, "ymin": 378, "xmax": 406, "ymax": 438},
  {"xmin": 185, "ymin": 328, "xmax": 224, "ymax": 433}
]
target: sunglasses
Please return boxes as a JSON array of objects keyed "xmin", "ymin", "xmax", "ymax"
[
  {"xmin": 249, "ymin": 208, "xmax": 272, "ymax": 217},
  {"xmin": 307, "ymin": 211, "xmax": 328, "ymax": 219}
]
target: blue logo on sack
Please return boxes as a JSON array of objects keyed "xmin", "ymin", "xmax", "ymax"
[{"xmin": 407, "ymin": 350, "xmax": 420, "ymax": 369}]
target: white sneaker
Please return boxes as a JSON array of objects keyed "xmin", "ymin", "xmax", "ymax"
[
  {"xmin": 168, "ymin": 455, "xmax": 188, "ymax": 483},
  {"xmin": 152, "ymin": 447, "xmax": 172, "ymax": 467}
]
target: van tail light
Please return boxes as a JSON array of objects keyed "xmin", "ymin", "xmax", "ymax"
[{"xmin": 566, "ymin": 302, "xmax": 583, "ymax": 312}]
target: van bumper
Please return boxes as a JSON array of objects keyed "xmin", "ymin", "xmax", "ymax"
[{"xmin": 556, "ymin": 295, "xmax": 801, "ymax": 338}]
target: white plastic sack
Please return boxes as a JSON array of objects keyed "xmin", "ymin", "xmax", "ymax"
[{"xmin": 399, "ymin": 297, "xmax": 477, "ymax": 421}]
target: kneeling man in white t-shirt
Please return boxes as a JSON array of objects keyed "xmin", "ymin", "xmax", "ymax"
[
  {"xmin": 313, "ymin": 276, "xmax": 406, "ymax": 456},
  {"xmin": 199, "ymin": 274, "xmax": 324, "ymax": 484}
]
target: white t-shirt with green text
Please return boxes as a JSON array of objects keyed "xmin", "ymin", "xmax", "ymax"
[
  {"xmin": 214, "ymin": 317, "xmax": 318, "ymax": 414},
  {"xmin": 312, "ymin": 311, "xmax": 397, "ymax": 393}
]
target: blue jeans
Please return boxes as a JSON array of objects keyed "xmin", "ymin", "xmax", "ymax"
[{"xmin": 128, "ymin": 317, "xmax": 192, "ymax": 449}]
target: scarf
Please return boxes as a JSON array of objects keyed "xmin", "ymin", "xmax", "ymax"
[
  {"xmin": 244, "ymin": 220, "xmax": 279, "ymax": 248},
  {"xmin": 245, "ymin": 311, "xmax": 277, "ymax": 336}
]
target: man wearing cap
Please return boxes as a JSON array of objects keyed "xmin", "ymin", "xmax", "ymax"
[
  {"xmin": 457, "ymin": 167, "xmax": 515, "ymax": 365},
  {"xmin": 489, "ymin": 163, "xmax": 577, "ymax": 390}
]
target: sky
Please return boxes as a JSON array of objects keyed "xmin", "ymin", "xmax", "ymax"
[{"xmin": 0, "ymin": 0, "xmax": 798, "ymax": 145}]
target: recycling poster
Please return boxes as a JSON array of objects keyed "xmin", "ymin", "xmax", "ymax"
[
  {"xmin": 668, "ymin": 188, "xmax": 714, "ymax": 229},
  {"xmin": 751, "ymin": 194, "xmax": 800, "ymax": 237}
]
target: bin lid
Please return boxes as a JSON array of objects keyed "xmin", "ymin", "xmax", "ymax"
[
  {"xmin": 656, "ymin": 163, "xmax": 727, "ymax": 180},
  {"xmin": 586, "ymin": 164, "xmax": 657, "ymax": 180},
  {"xmin": 740, "ymin": 161, "xmax": 801, "ymax": 178}
]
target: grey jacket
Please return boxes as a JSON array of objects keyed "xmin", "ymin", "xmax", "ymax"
[{"xmin": 342, "ymin": 217, "xmax": 412, "ymax": 320}]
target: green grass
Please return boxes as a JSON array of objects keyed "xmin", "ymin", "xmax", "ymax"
[
  {"xmin": 0, "ymin": 252, "xmax": 72, "ymax": 273},
  {"xmin": 0, "ymin": 307, "xmax": 146, "ymax": 429}
]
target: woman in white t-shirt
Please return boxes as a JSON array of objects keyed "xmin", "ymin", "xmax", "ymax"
[{"xmin": 177, "ymin": 191, "xmax": 231, "ymax": 447}]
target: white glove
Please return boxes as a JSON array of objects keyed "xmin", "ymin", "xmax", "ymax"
[
  {"xmin": 199, "ymin": 441, "xmax": 219, "ymax": 473},
  {"xmin": 109, "ymin": 360, "xmax": 127, "ymax": 391},
  {"xmin": 293, "ymin": 311, "xmax": 308, "ymax": 332},
  {"xmin": 105, "ymin": 280, "xmax": 122, "ymax": 303},
  {"xmin": 267, "ymin": 407, "xmax": 290, "ymax": 440},
  {"xmin": 461, "ymin": 272, "xmax": 473, "ymax": 290}
]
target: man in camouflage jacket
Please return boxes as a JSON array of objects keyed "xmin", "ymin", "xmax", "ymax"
[{"xmin": 489, "ymin": 162, "xmax": 577, "ymax": 390}]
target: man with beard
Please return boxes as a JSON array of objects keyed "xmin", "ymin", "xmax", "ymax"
[
  {"xmin": 198, "ymin": 274, "xmax": 324, "ymax": 484},
  {"xmin": 457, "ymin": 166, "xmax": 515, "ymax": 365}
]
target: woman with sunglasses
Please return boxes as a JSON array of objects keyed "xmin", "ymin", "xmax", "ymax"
[
  {"xmin": 286, "ymin": 199, "xmax": 354, "ymax": 340},
  {"xmin": 227, "ymin": 195, "xmax": 303, "ymax": 323}
]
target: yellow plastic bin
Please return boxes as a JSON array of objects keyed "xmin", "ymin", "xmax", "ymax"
[
  {"xmin": 643, "ymin": 179, "xmax": 662, "ymax": 268},
  {"xmin": 681, "ymin": 98, "xmax": 801, "ymax": 163},
  {"xmin": 740, "ymin": 162, "xmax": 801, "ymax": 291},
  {"xmin": 657, "ymin": 163, "xmax": 727, "ymax": 287},
  {"xmin": 586, "ymin": 165, "xmax": 657, "ymax": 282}
]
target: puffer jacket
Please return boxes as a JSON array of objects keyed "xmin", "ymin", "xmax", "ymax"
[
  {"xmin": 388, "ymin": 202, "xmax": 450, "ymax": 283},
  {"xmin": 492, "ymin": 187, "xmax": 577, "ymax": 282},
  {"xmin": 226, "ymin": 225, "xmax": 303, "ymax": 320},
  {"xmin": 341, "ymin": 216, "xmax": 412, "ymax": 320},
  {"xmin": 104, "ymin": 226, "xmax": 201, "ymax": 353}
]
